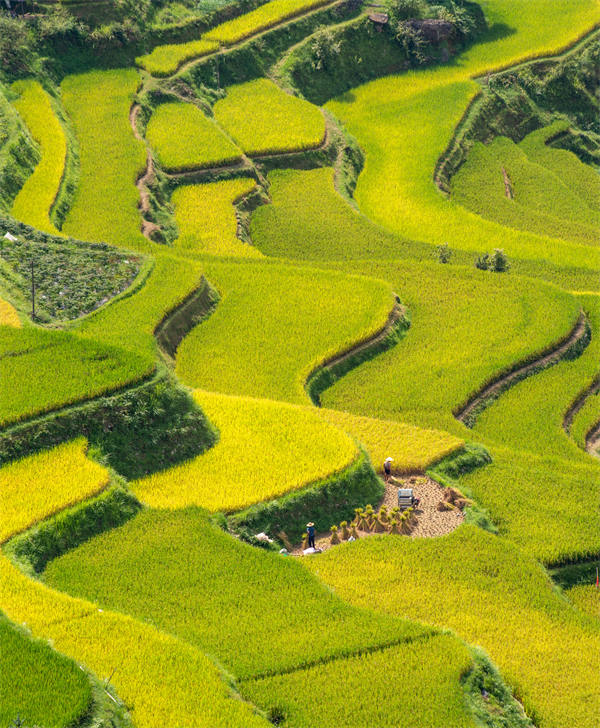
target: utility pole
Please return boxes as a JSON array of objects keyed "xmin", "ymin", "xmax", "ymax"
[{"xmin": 30, "ymin": 258, "xmax": 35, "ymax": 320}]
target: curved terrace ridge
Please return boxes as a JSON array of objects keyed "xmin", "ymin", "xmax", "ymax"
[{"xmin": 455, "ymin": 310, "xmax": 590, "ymax": 427}]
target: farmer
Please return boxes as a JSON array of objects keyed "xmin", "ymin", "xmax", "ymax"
[
  {"xmin": 384, "ymin": 457, "xmax": 393, "ymax": 482},
  {"xmin": 307, "ymin": 522, "xmax": 315, "ymax": 549}
]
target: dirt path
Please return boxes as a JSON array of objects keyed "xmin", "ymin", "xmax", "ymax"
[
  {"xmin": 455, "ymin": 311, "xmax": 589, "ymax": 427},
  {"xmin": 563, "ymin": 373, "xmax": 600, "ymax": 456},
  {"xmin": 306, "ymin": 298, "xmax": 407, "ymax": 405},
  {"xmin": 130, "ymin": 103, "xmax": 163, "ymax": 241},
  {"xmin": 292, "ymin": 475, "xmax": 463, "ymax": 555}
]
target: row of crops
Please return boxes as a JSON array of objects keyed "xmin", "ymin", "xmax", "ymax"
[{"xmin": 1, "ymin": 0, "xmax": 599, "ymax": 726}]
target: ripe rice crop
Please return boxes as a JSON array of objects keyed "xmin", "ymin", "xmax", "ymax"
[
  {"xmin": 0, "ymin": 439, "xmax": 108, "ymax": 543},
  {"xmin": 146, "ymin": 102, "xmax": 242, "ymax": 172},
  {"xmin": 319, "ymin": 407, "xmax": 463, "ymax": 474},
  {"xmin": 175, "ymin": 259, "xmax": 394, "ymax": 403},
  {"xmin": 305, "ymin": 524, "xmax": 600, "ymax": 728},
  {"xmin": 460, "ymin": 445, "xmax": 600, "ymax": 564},
  {"xmin": 451, "ymin": 134, "xmax": 599, "ymax": 246},
  {"xmin": 0, "ymin": 612, "xmax": 92, "ymax": 728},
  {"xmin": 10, "ymin": 81, "xmax": 66, "ymax": 236},
  {"xmin": 326, "ymin": 0, "xmax": 600, "ymax": 273},
  {"xmin": 250, "ymin": 167, "xmax": 419, "ymax": 261},
  {"xmin": 172, "ymin": 178, "xmax": 262, "ymax": 258},
  {"xmin": 0, "ymin": 328, "xmax": 153, "ymax": 427},
  {"xmin": 204, "ymin": 0, "xmax": 333, "ymax": 45},
  {"xmin": 0, "ymin": 557, "xmax": 270, "ymax": 728},
  {"xmin": 472, "ymin": 295, "xmax": 600, "ymax": 462},
  {"xmin": 519, "ymin": 122, "xmax": 600, "ymax": 213},
  {"xmin": 320, "ymin": 259, "xmax": 579, "ymax": 431},
  {"xmin": 78, "ymin": 253, "xmax": 203, "ymax": 357},
  {"xmin": 133, "ymin": 389, "xmax": 357, "ymax": 511},
  {"xmin": 61, "ymin": 70, "xmax": 149, "ymax": 251},
  {"xmin": 567, "ymin": 584, "xmax": 600, "ymax": 620},
  {"xmin": 45, "ymin": 507, "xmax": 427, "ymax": 679},
  {"xmin": 0, "ymin": 297, "xmax": 20, "ymax": 327},
  {"xmin": 136, "ymin": 39, "xmax": 219, "ymax": 77},
  {"xmin": 243, "ymin": 635, "xmax": 477, "ymax": 728},
  {"xmin": 213, "ymin": 78, "xmax": 326, "ymax": 155}
]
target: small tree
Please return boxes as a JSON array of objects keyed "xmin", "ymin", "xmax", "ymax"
[
  {"xmin": 490, "ymin": 248, "xmax": 510, "ymax": 272},
  {"xmin": 310, "ymin": 26, "xmax": 342, "ymax": 71},
  {"xmin": 475, "ymin": 253, "xmax": 490, "ymax": 270},
  {"xmin": 437, "ymin": 242, "xmax": 452, "ymax": 263}
]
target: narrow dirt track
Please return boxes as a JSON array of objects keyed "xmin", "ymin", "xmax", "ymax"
[{"xmin": 455, "ymin": 311, "xmax": 589, "ymax": 426}]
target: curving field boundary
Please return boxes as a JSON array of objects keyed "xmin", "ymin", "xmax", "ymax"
[
  {"xmin": 306, "ymin": 297, "xmax": 409, "ymax": 406},
  {"xmin": 455, "ymin": 311, "xmax": 590, "ymax": 427},
  {"xmin": 563, "ymin": 373, "xmax": 600, "ymax": 455}
]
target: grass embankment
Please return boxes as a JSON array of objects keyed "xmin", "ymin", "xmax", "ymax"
[
  {"xmin": 172, "ymin": 178, "xmax": 263, "ymax": 257},
  {"xmin": 175, "ymin": 259, "xmax": 395, "ymax": 403},
  {"xmin": 61, "ymin": 69, "xmax": 149, "ymax": 251},
  {"xmin": 146, "ymin": 101, "xmax": 242, "ymax": 171},
  {"xmin": 213, "ymin": 78, "xmax": 326, "ymax": 155},
  {"xmin": 133, "ymin": 389, "xmax": 357, "ymax": 511},
  {"xmin": 10, "ymin": 81, "xmax": 67, "ymax": 236},
  {"xmin": 305, "ymin": 525, "xmax": 600, "ymax": 728},
  {"xmin": 325, "ymin": 0, "xmax": 600, "ymax": 277}
]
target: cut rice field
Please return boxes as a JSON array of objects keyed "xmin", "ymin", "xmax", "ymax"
[
  {"xmin": 242, "ymin": 635, "xmax": 478, "ymax": 728},
  {"xmin": 10, "ymin": 80, "xmax": 66, "ymax": 236},
  {"xmin": 0, "ymin": 439, "xmax": 108, "ymax": 543},
  {"xmin": 318, "ymin": 407, "xmax": 464, "ymax": 475},
  {"xmin": 175, "ymin": 259, "xmax": 395, "ymax": 403},
  {"xmin": 44, "ymin": 507, "xmax": 428, "ymax": 680},
  {"xmin": 451, "ymin": 131, "xmax": 600, "ymax": 246},
  {"xmin": 213, "ymin": 78, "xmax": 326, "ymax": 155},
  {"xmin": 0, "ymin": 612, "xmax": 92, "ymax": 728},
  {"xmin": 305, "ymin": 525, "xmax": 600, "ymax": 728},
  {"xmin": 146, "ymin": 102, "xmax": 242, "ymax": 172},
  {"xmin": 133, "ymin": 390, "xmax": 357, "ymax": 511},
  {"xmin": 61, "ymin": 69, "xmax": 149, "ymax": 251},
  {"xmin": 203, "ymin": 0, "xmax": 333, "ymax": 45},
  {"xmin": 172, "ymin": 178, "xmax": 262, "ymax": 258},
  {"xmin": 326, "ymin": 0, "xmax": 600, "ymax": 275},
  {"xmin": 136, "ymin": 39, "xmax": 219, "ymax": 77}
]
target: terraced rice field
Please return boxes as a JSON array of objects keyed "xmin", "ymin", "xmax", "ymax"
[{"xmin": 1, "ymin": 0, "xmax": 599, "ymax": 726}]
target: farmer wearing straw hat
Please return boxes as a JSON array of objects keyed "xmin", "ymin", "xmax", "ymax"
[
  {"xmin": 307, "ymin": 522, "xmax": 315, "ymax": 549},
  {"xmin": 384, "ymin": 457, "xmax": 393, "ymax": 482}
]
